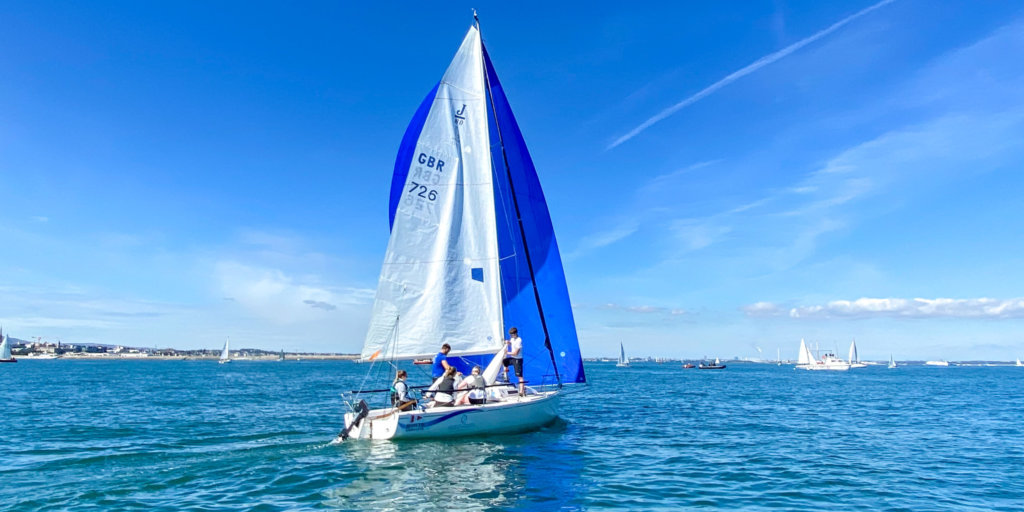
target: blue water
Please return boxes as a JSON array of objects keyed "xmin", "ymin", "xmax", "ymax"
[{"xmin": 3, "ymin": 360, "xmax": 1024, "ymax": 510}]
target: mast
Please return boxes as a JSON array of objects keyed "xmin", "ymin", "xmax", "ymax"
[{"xmin": 475, "ymin": 13, "xmax": 562, "ymax": 387}]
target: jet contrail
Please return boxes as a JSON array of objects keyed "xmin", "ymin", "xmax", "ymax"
[{"xmin": 607, "ymin": 0, "xmax": 897, "ymax": 150}]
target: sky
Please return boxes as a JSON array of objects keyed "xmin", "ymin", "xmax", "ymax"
[{"xmin": 2, "ymin": 1, "xmax": 1023, "ymax": 360}]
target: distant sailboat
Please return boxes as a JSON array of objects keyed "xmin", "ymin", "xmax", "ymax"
[
  {"xmin": 279, "ymin": 349, "xmax": 285, "ymax": 362},
  {"xmin": 888, "ymin": 354, "xmax": 897, "ymax": 369},
  {"xmin": 848, "ymin": 340, "xmax": 866, "ymax": 368},
  {"xmin": 218, "ymin": 337, "xmax": 231, "ymax": 364},
  {"xmin": 0, "ymin": 328, "xmax": 17, "ymax": 363},
  {"xmin": 795, "ymin": 338, "xmax": 849, "ymax": 371},
  {"xmin": 796, "ymin": 338, "xmax": 813, "ymax": 367},
  {"xmin": 616, "ymin": 343, "xmax": 630, "ymax": 367},
  {"xmin": 1017, "ymin": 358, "xmax": 1022, "ymax": 367},
  {"xmin": 777, "ymin": 348, "xmax": 782, "ymax": 366}
]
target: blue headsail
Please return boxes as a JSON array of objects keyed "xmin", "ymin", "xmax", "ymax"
[
  {"xmin": 482, "ymin": 45, "xmax": 585, "ymax": 385},
  {"xmin": 386, "ymin": 45, "xmax": 585, "ymax": 386}
]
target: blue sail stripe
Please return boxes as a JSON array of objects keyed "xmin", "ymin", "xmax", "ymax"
[
  {"xmin": 398, "ymin": 408, "xmax": 477, "ymax": 430},
  {"xmin": 389, "ymin": 82, "xmax": 440, "ymax": 230}
]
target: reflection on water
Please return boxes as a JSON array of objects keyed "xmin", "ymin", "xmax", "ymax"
[{"xmin": 323, "ymin": 420, "xmax": 583, "ymax": 510}]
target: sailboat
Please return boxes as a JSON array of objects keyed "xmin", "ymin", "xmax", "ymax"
[
  {"xmin": 616, "ymin": 343, "xmax": 630, "ymax": 367},
  {"xmin": 888, "ymin": 354, "xmax": 897, "ymax": 369},
  {"xmin": 777, "ymin": 348, "xmax": 782, "ymax": 366},
  {"xmin": 848, "ymin": 340, "xmax": 866, "ymax": 368},
  {"xmin": 1016, "ymin": 358, "xmax": 1023, "ymax": 367},
  {"xmin": 337, "ymin": 17, "xmax": 585, "ymax": 442},
  {"xmin": 795, "ymin": 338, "xmax": 849, "ymax": 371},
  {"xmin": 0, "ymin": 328, "xmax": 17, "ymax": 363},
  {"xmin": 218, "ymin": 337, "xmax": 231, "ymax": 364}
]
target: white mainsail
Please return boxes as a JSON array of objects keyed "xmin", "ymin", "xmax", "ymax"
[
  {"xmin": 362, "ymin": 26, "xmax": 503, "ymax": 361},
  {"xmin": 0, "ymin": 334, "xmax": 12, "ymax": 360},
  {"xmin": 617, "ymin": 343, "xmax": 629, "ymax": 366},
  {"xmin": 797, "ymin": 338, "xmax": 813, "ymax": 366},
  {"xmin": 219, "ymin": 338, "xmax": 230, "ymax": 363}
]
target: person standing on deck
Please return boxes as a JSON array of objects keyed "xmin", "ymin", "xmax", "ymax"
[
  {"xmin": 503, "ymin": 327, "xmax": 525, "ymax": 396},
  {"xmin": 432, "ymin": 343, "xmax": 452, "ymax": 379}
]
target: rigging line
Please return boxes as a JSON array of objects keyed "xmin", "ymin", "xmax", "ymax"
[
  {"xmin": 353, "ymin": 315, "xmax": 397, "ymax": 405},
  {"xmin": 489, "ymin": 127, "xmax": 521, "ymax": 267},
  {"xmin": 476, "ymin": 17, "xmax": 561, "ymax": 388}
]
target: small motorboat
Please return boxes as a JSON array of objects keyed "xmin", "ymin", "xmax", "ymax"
[
  {"xmin": 682, "ymin": 363, "xmax": 695, "ymax": 369},
  {"xmin": 698, "ymin": 358, "xmax": 725, "ymax": 370}
]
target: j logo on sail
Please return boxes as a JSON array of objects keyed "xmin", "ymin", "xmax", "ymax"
[{"xmin": 454, "ymin": 104, "xmax": 467, "ymax": 125}]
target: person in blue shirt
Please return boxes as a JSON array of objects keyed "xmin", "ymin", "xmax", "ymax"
[{"xmin": 431, "ymin": 343, "xmax": 452, "ymax": 379}]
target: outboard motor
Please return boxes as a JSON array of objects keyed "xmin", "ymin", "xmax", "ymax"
[{"xmin": 337, "ymin": 400, "xmax": 369, "ymax": 441}]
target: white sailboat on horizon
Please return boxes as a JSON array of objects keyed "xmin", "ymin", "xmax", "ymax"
[
  {"xmin": 888, "ymin": 354, "xmax": 897, "ymax": 369},
  {"xmin": 0, "ymin": 327, "xmax": 16, "ymax": 363},
  {"xmin": 848, "ymin": 340, "xmax": 866, "ymax": 369},
  {"xmin": 337, "ymin": 18, "xmax": 584, "ymax": 442},
  {"xmin": 218, "ymin": 337, "xmax": 231, "ymax": 364},
  {"xmin": 795, "ymin": 338, "xmax": 849, "ymax": 371},
  {"xmin": 616, "ymin": 343, "xmax": 630, "ymax": 367}
]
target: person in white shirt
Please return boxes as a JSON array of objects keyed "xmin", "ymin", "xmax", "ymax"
[{"xmin": 503, "ymin": 327, "xmax": 525, "ymax": 397}]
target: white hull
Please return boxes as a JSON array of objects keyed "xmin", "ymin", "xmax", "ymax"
[
  {"xmin": 796, "ymin": 352, "xmax": 850, "ymax": 371},
  {"xmin": 616, "ymin": 362, "xmax": 630, "ymax": 367},
  {"xmin": 796, "ymin": 363, "xmax": 850, "ymax": 371},
  {"xmin": 339, "ymin": 391, "xmax": 559, "ymax": 441},
  {"xmin": 924, "ymin": 361, "xmax": 950, "ymax": 367}
]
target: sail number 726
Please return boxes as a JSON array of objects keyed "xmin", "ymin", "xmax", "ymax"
[{"xmin": 408, "ymin": 182, "xmax": 438, "ymax": 201}]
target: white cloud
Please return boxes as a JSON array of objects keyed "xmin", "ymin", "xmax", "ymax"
[
  {"xmin": 669, "ymin": 220, "xmax": 733, "ymax": 252},
  {"xmin": 216, "ymin": 261, "xmax": 372, "ymax": 325},
  {"xmin": 4, "ymin": 316, "xmax": 122, "ymax": 329},
  {"xmin": 786, "ymin": 297, "xmax": 1024, "ymax": 319},
  {"xmin": 566, "ymin": 222, "xmax": 639, "ymax": 260},
  {"xmin": 596, "ymin": 303, "xmax": 686, "ymax": 316},
  {"xmin": 742, "ymin": 301, "xmax": 784, "ymax": 317}
]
